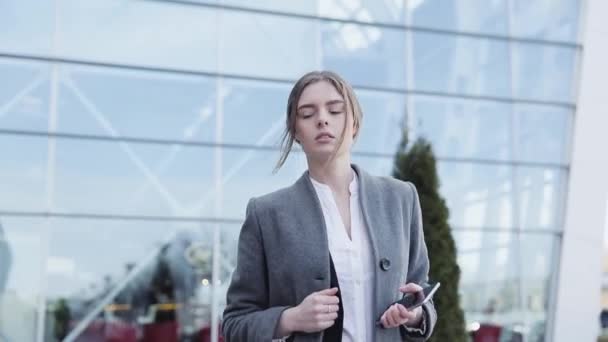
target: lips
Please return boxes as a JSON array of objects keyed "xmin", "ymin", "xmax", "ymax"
[{"xmin": 315, "ymin": 132, "xmax": 335, "ymax": 141}]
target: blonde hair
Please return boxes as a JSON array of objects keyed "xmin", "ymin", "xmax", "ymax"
[{"xmin": 274, "ymin": 71, "xmax": 363, "ymax": 172}]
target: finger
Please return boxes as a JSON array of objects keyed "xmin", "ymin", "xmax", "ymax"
[
  {"xmin": 392, "ymin": 306, "xmax": 409, "ymax": 326},
  {"xmin": 397, "ymin": 304, "xmax": 410, "ymax": 319},
  {"xmin": 386, "ymin": 306, "xmax": 398, "ymax": 327},
  {"xmin": 318, "ymin": 312, "xmax": 338, "ymax": 321},
  {"xmin": 399, "ymin": 283, "xmax": 423, "ymax": 293},
  {"xmin": 380, "ymin": 313, "xmax": 388, "ymax": 329},
  {"xmin": 381, "ymin": 306, "xmax": 395, "ymax": 328},
  {"xmin": 318, "ymin": 319, "xmax": 336, "ymax": 331},
  {"xmin": 315, "ymin": 303, "xmax": 339, "ymax": 313},
  {"xmin": 317, "ymin": 287, "xmax": 339, "ymax": 296},
  {"xmin": 317, "ymin": 295, "xmax": 340, "ymax": 305},
  {"xmin": 316, "ymin": 304, "xmax": 339, "ymax": 313}
]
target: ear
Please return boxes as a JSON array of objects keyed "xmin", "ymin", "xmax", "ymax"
[{"xmin": 352, "ymin": 122, "xmax": 359, "ymax": 139}]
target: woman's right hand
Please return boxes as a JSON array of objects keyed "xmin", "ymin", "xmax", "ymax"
[{"xmin": 277, "ymin": 287, "xmax": 340, "ymax": 335}]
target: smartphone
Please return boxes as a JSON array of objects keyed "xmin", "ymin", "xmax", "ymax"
[
  {"xmin": 377, "ymin": 282, "xmax": 440, "ymax": 327},
  {"xmin": 395, "ymin": 281, "xmax": 440, "ymax": 310}
]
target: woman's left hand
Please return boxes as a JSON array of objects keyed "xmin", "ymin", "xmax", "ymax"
[{"xmin": 379, "ymin": 283, "xmax": 424, "ymax": 329}]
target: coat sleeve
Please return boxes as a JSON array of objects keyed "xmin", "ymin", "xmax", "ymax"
[
  {"xmin": 222, "ymin": 198, "xmax": 291, "ymax": 341},
  {"xmin": 400, "ymin": 182, "xmax": 438, "ymax": 341}
]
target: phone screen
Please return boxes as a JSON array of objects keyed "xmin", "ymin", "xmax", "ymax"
[
  {"xmin": 376, "ymin": 282, "xmax": 440, "ymax": 327},
  {"xmin": 398, "ymin": 282, "xmax": 440, "ymax": 309}
]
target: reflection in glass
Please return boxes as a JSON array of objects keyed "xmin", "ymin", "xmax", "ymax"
[
  {"xmin": 511, "ymin": 0, "xmax": 581, "ymax": 42},
  {"xmin": 53, "ymin": 139, "xmax": 215, "ymax": 217},
  {"xmin": 0, "ymin": 135, "xmax": 48, "ymax": 212},
  {"xmin": 515, "ymin": 104, "xmax": 572, "ymax": 165},
  {"xmin": 411, "ymin": 32, "xmax": 510, "ymax": 97},
  {"xmin": 410, "ymin": 96, "xmax": 510, "ymax": 161},
  {"xmin": 519, "ymin": 234, "xmax": 557, "ymax": 341},
  {"xmin": 58, "ymin": 65, "xmax": 217, "ymax": 141},
  {"xmin": 322, "ymin": 22, "xmax": 406, "ymax": 89},
  {"xmin": 0, "ymin": 218, "xmax": 45, "ymax": 342},
  {"xmin": 438, "ymin": 162, "xmax": 513, "ymax": 230},
  {"xmin": 516, "ymin": 167, "xmax": 566, "ymax": 231},
  {"xmin": 353, "ymin": 157, "xmax": 518, "ymax": 230},
  {"xmin": 352, "ymin": 90, "xmax": 405, "ymax": 154},
  {"xmin": 409, "ymin": 0, "xmax": 508, "ymax": 35},
  {"xmin": 221, "ymin": 11, "xmax": 317, "ymax": 80},
  {"xmin": 0, "ymin": 58, "xmax": 49, "ymax": 132},
  {"xmin": 57, "ymin": 0, "xmax": 219, "ymax": 71},
  {"xmin": 221, "ymin": 148, "xmax": 307, "ymax": 219},
  {"xmin": 454, "ymin": 230, "xmax": 522, "ymax": 336},
  {"xmin": 0, "ymin": 0, "xmax": 53, "ymax": 55},
  {"xmin": 222, "ymin": 79, "xmax": 289, "ymax": 147},
  {"xmin": 512, "ymin": 43, "xmax": 577, "ymax": 103},
  {"xmin": 195, "ymin": 0, "xmax": 407, "ymax": 24},
  {"xmin": 45, "ymin": 219, "xmax": 230, "ymax": 340}
]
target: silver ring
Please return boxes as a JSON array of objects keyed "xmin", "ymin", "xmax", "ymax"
[{"xmin": 326, "ymin": 305, "xmax": 330, "ymax": 313}]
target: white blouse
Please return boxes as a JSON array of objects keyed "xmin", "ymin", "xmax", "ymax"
[{"xmin": 310, "ymin": 170, "xmax": 375, "ymax": 342}]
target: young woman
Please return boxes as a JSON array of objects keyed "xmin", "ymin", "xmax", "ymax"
[{"xmin": 222, "ymin": 71, "xmax": 437, "ymax": 341}]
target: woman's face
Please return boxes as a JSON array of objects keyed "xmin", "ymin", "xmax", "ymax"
[{"xmin": 294, "ymin": 80, "xmax": 356, "ymax": 162}]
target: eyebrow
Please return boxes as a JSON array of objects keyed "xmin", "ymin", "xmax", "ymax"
[{"xmin": 297, "ymin": 99, "xmax": 345, "ymax": 111}]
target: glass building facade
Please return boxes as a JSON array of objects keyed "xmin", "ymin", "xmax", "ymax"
[{"xmin": 0, "ymin": 1, "xmax": 583, "ymax": 341}]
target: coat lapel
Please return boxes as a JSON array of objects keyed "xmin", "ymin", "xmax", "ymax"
[
  {"xmin": 293, "ymin": 172, "xmax": 331, "ymax": 287},
  {"xmin": 352, "ymin": 164, "xmax": 383, "ymax": 321}
]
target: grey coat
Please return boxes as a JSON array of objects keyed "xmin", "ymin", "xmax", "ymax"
[{"xmin": 222, "ymin": 164, "xmax": 437, "ymax": 341}]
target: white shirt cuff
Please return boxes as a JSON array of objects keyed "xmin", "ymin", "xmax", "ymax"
[{"xmin": 403, "ymin": 307, "xmax": 427, "ymax": 335}]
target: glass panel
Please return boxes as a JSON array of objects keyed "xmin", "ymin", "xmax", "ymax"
[
  {"xmin": 520, "ymin": 233, "xmax": 557, "ymax": 341},
  {"xmin": 57, "ymin": 0, "xmax": 218, "ymax": 71},
  {"xmin": 53, "ymin": 139, "xmax": 215, "ymax": 217},
  {"xmin": 410, "ymin": 96, "xmax": 511, "ymax": 161},
  {"xmin": 408, "ymin": 0, "xmax": 508, "ymax": 35},
  {"xmin": 516, "ymin": 167, "xmax": 566, "ymax": 231},
  {"xmin": 353, "ymin": 90, "xmax": 406, "ymax": 154},
  {"xmin": 218, "ymin": 223, "xmax": 242, "ymax": 320},
  {"xmin": 221, "ymin": 0, "xmax": 317, "ymax": 16},
  {"xmin": 511, "ymin": 0, "xmax": 581, "ymax": 42},
  {"xmin": 319, "ymin": 0, "xmax": 407, "ymax": 24},
  {"xmin": 0, "ymin": 58, "xmax": 50, "ymax": 132},
  {"xmin": 515, "ymin": 104, "xmax": 572, "ymax": 165},
  {"xmin": 351, "ymin": 154, "xmax": 394, "ymax": 177},
  {"xmin": 322, "ymin": 22, "xmax": 406, "ymax": 89},
  {"xmin": 0, "ymin": 0, "xmax": 53, "ymax": 55},
  {"xmin": 438, "ymin": 162, "xmax": 513, "ymax": 230},
  {"xmin": 221, "ymin": 148, "xmax": 307, "ymax": 219},
  {"xmin": 455, "ymin": 230, "xmax": 524, "ymax": 338},
  {"xmin": 521, "ymin": 234, "xmax": 560, "ymax": 341},
  {"xmin": 221, "ymin": 11, "xmax": 317, "ymax": 80},
  {"xmin": 0, "ymin": 135, "xmax": 48, "ymax": 212},
  {"xmin": 512, "ymin": 43, "xmax": 577, "ymax": 103},
  {"xmin": 196, "ymin": 0, "xmax": 407, "ymax": 24},
  {"xmin": 222, "ymin": 79, "xmax": 407, "ymax": 155},
  {"xmin": 0, "ymin": 217, "xmax": 45, "ymax": 341},
  {"xmin": 57, "ymin": 65, "xmax": 216, "ymax": 141},
  {"xmin": 411, "ymin": 32, "xmax": 510, "ymax": 98},
  {"xmin": 352, "ymin": 157, "xmax": 515, "ymax": 230},
  {"xmin": 222, "ymin": 79, "xmax": 289, "ymax": 147},
  {"xmin": 45, "ymin": 218, "xmax": 220, "ymax": 340}
]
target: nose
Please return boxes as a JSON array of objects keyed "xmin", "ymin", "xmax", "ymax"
[{"xmin": 317, "ymin": 117, "xmax": 329, "ymax": 128}]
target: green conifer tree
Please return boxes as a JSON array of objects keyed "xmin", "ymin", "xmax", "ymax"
[{"xmin": 393, "ymin": 135, "xmax": 468, "ymax": 342}]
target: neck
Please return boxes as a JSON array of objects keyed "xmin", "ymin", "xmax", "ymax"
[{"xmin": 307, "ymin": 154, "xmax": 353, "ymax": 193}]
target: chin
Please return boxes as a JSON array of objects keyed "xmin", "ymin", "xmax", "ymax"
[{"xmin": 306, "ymin": 149, "xmax": 335, "ymax": 161}]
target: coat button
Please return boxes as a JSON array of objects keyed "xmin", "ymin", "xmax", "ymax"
[{"xmin": 379, "ymin": 258, "xmax": 391, "ymax": 271}]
